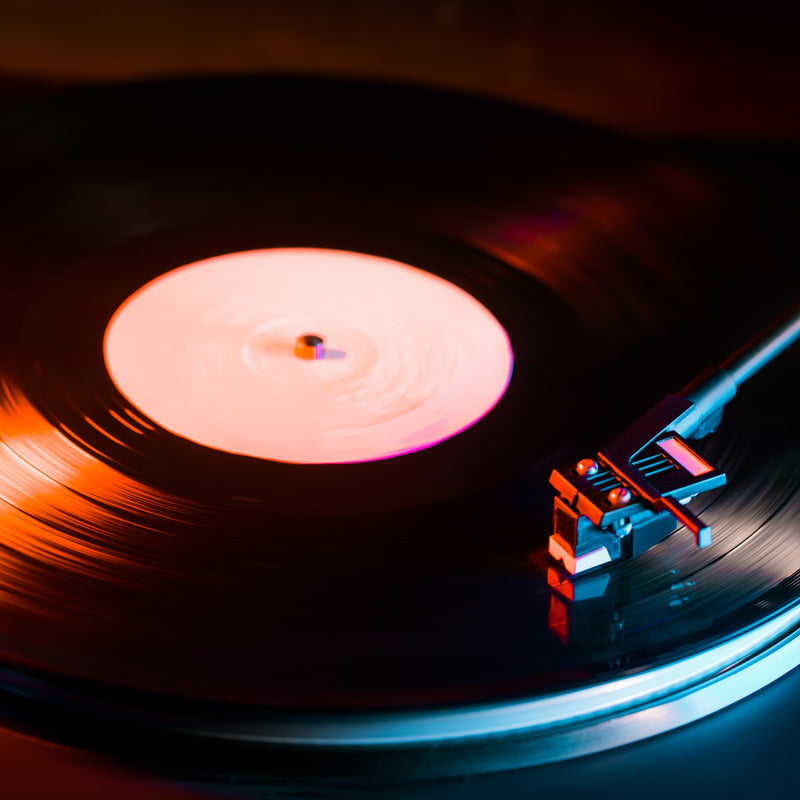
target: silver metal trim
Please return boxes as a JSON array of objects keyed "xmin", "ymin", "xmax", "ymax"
[{"xmin": 188, "ymin": 601, "xmax": 800, "ymax": 760}]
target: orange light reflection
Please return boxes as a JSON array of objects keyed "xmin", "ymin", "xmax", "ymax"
[{"xmin": 0, "ymin": 378, "xmax": 192, "ymax": 612}]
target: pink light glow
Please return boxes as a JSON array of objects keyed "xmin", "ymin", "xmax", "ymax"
[
  {"xmin": 103, "ymin": 248, "xmax": 514, "ymax": 464},
  {"xmin": 657, "ymin": 436, "xmax": 713, "ymax": 476}
]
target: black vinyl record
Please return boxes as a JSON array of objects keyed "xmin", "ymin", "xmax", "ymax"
[{"xmin": 0, "ymin": 76, "xmax": 799, "ymax": 782}]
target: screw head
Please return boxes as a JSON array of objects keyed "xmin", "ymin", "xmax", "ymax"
[
  {"xmin": 576, "ymin": 458, "xmax": 599, "ymax": 476},
  {"xmin": 607, "ymin": 486, "xmax": 632, "ymax": 506}
]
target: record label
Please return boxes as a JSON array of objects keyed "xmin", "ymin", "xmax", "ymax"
[{"xmin": 103, "ymin": 248, "xmax": 514, "ymax": 464}]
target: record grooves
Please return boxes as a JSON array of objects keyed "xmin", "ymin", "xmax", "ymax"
[{"xmin": 0, "ymin": 75, "xmax": 799, "ymax": 779}]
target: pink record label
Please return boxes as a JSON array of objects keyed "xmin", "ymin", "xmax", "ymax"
[{"xmin": 103, "ymin": 248, "xmax": 514, "ymax": 464}]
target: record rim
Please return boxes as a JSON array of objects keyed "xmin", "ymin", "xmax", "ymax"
[{"xmin": 1, "ymin": 598, "xmax": 800, "ymax": 779}]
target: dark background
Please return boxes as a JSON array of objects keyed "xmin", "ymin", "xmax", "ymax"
[
  {"xmin": 1, "ymin": 2, "xmax": 798, "ymax": 797},
  {"xmin": 1, "ymin": 0, "xmax": 799, "ymax": 140}
]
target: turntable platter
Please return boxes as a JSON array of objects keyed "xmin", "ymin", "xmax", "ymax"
[{"xmin": 0, "ymin": 76, "xmax": 799, "ymax": 777}]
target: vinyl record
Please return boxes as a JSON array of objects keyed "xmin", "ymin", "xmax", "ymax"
[{"xmin": 0, "ymin": 76, "xmax": 799, "ymax": 779}]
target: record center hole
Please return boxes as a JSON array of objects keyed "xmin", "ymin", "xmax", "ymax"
[{"xmin": 293, "ymin": 333, "xmax": 346, "ymax": 361}]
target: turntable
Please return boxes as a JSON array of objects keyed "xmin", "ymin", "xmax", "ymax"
[{"xmin": 1, "ymin": 61, "xmax": 800, "ymax": 799}]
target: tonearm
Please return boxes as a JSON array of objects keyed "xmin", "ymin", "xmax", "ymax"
[{"xmin": 549, "ymin": 306, "xmax": 800, "ymax": 575}]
